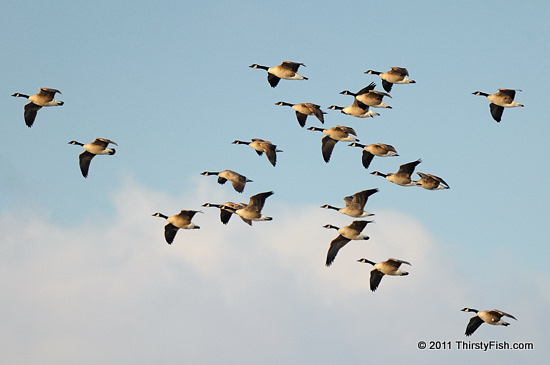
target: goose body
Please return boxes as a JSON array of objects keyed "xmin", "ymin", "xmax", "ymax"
[
  {"xmin": 68, "ymin": 138, "xmax": 117, "ymax": 178},
  {"xmin": 12, "ymin": 87, "xmax": 64, "ymax": 127},
  {"xmin": 201, "ymin": 170, "xmax": 252, "ymax": 193},
  {"xmin": 340, "ymin": 82, "xmax": 392, "ymax": 109},
  {"xmin": 365, "ymin": 67, "xmax": 415, "ymax": 93},
  {"xmin": 249, "ymin": 61, "xmax": 307, "ymax": 87},
  {"xmin": 461, "ymin": 308, "xmax": 517, "ymax": 336},
  {"xmin": 371, "ymin": 159, "xmax": 421, "ymax": 186},
  {"xmin": 232, "ymin": 139, "xmax": 282, "ymax": 167},
  {"xmin": 152, "ymin": 210, "xmax": 201, "ymax": 244},
  {"xmin": 328, "ymin": 98, "xmax": 379, "ymax": 118},
  {"xmin": 472, "ymin": 89, "xmax": 524, "ymax": 122},
  {"xmin": 220, "ymin": 191, "xmax": 273, "ymax": 222},
  {"xmin": 321, "ymin": 188, "xmax": 378, "ymax": 217},
  {"xmin": 349, "ymin": 142, "xmax": 398, "ymax": 169},
  {"xmin": 275, "ymin": 101, "xmax": 325, "ymax": 127},
  {"xmin": 308, "ymin": 125, "xmax": 358, "ymax": 163},
  {"xmin": 324, "ymin": 220, "xmax": 373, "ymax": 266},
  {"xmin": 202, "ymin": 202, "xmax": 251, "ymax": 225},
  {"xmin": 416, "ymin": 172, "xmax": 449, "ymax": 190},
  {"xmin": 357, "ymin": 258, "xmax": 411, "ymax": 292}
]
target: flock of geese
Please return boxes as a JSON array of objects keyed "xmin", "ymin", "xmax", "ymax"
[{"xmin": 11, "ymin": 60, "xmax": 524, "ymax": 337}]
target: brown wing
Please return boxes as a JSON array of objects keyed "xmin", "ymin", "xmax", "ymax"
[
  {"xmin": 334, "ymin": 125, "xmax": 356, "ymax": 136},
  {"xmin": 370, "ymin": 269, "xmax": 385, "ymax": 292},
  {"xmin": 385, "ymin": 258, "xmax": 412, "ymax": 268},
  {"xmin": 321, "ymin": 136, "xmax": 338, "ymax": 163},
  {"xmin": 23, "ymin": 102, "xmax": 41, "ymax": 127},
  {"xmin": 381, "ymin": 80, "xmax": 393, "ymax": 93},
  {"xmin": 390, "ymin": 67, "xmax": 409, "ymax": 76},
  {"xmin": 325, "ymin": 235, "xmax": 351, "ymax": 267},
  {"xmin": 267, "ymin": 73, "xmax": 281, "ymax": 87},
  {"xmin": 93, "ymin": 138, "xmax": 118, "ymax": 147},
  {"xmin": 347, "ymin": 220, "xmax": 371, "ymax": 232},
  {"xmin": 281, "ymin": 61, "xmax": 305, "ymax": 72},
  {"xmin": 465, "ymin": 315, "xmax": 484, "ymax": 336},
  {"xmin": 357, "ymin": 82, "xmax": 376, "ymax": 95},
  {"xmin": 351, "ymin": 189, "xmax": 378, "ymax": 209},
  {"xmin": 361, "ymin": 150, "xmax": 375, "ymax": 169},
  {"xmin": 295, "ymin": 111, "xmax": 308, "ymax": 127},
  {"xmin": 497, "ymin": 88, "xmax": 517, "ymax": 100},
  {"xmin": 38, "ymin": 87, "xmax": 61, "ymax": 99},
  {"xmin": 490, "ymin": 310, "xmax": 517, "ymax": 321},
  {"xmin": 262, "ymin": 142, "xmax": 278, "ymax": 166},
  {"xmin": 164, "ymin": 223, "xmax": 179, "ymax": 244},
  {"xmin": 247, "ymin": 191, "xmax": 273, "ymax": 213},
  {"xmin": 175, "ymin": 210, "xmax": 199, "ymax": 224},
  {"xmin": 78, "ymin": 151, "xmax": 95, "ymax": 178},
  {"xmin": 397, "ymin": 159, "xmax": 421, "ymax": 176},
  {"xmin": 489, "ymin": 103, "xmax": 504, "ymax": 122}
]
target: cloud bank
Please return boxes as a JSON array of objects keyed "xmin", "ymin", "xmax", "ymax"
[{"xmin": 0, "ymin": 177, "xmax": 545, "ymax": 364}]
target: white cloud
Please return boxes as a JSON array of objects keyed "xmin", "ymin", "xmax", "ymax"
[{"xmin": 0, "ymin": 177, "xmax": 546, "ymax": 364}]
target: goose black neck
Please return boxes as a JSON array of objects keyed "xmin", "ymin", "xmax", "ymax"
[{"xmin": 12, "ymin": 93, "xmax": 30, "ymax": 99}]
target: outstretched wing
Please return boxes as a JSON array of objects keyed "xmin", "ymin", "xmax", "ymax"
[
  {"xmin": 321, "ymin": 136, "xmax": 338, "ymax": 163},
  {"xmin": 370, "ymin": 269, "xmax": 384, "ymax": 292},
  {"xmin": 164, "ymin": 223, "xmax": 179, "ymax": 244},
  {"xmin": 325, "ymin": 235, "xmax": 351, "ymax": 267},
  {"xmin": 465, "ymin": 315, "xmax": 484, "ymax": 336}
]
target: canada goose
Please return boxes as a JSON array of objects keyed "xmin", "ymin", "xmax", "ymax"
[
  {"xmin": 12, "ymin": 87, "xmax": 64, "ymax": 127},
  {"xmin": 357, "ymin": 258, "xmax": 411, "ymax": 292},
  {"xmin": 321, "ymin": 188, "xmax": 378, "ymax": 217},
  {"xmin": 275, "ymin": 101, "xmax": 326, "ymax": 127},
  {"xmin": 220, "ymin": 191, "xmax": 274, "ymax": 222},
  {"xmin": 202, "ymin": 202, "xmax": 251, "ymax": 226},
  {"xmin": 349, "ymin": 142, "xmax": 399, "ymax": 169},
  {"xmin": 472, "ymin": 89, "xmax": 524, "ymax": 122},
  {"xmin": 308, "ymin": 125, "xmax": 358, "ymax": 163},
  {"xmin": 340, "ymin": 82, "xmax": 392, "ymax": 109},
  {"xmin": 201, "ymin": 170, "xmax": 252, "ymax": 193},
  {"xmin": 416, "ymin": 172, "xmax": 450, "ymax": 190},
  {"xmin": 324, "ymin": 220, "xmax": 373, "ymax": 267},
  {"xmin": 365, "ymin": 67, "xmax": 416, "ymax": 93},
  {"xmin": 328, "ymin": 99, "xmax": 380, "ymax": 118},
  {"xmin": 232, "ymin": 139, "xmax": 282, "ymax": 167},
  {"xmin": 152, "ymin": 210, "xmax": 201, "ymax": 245},
  {"xmin": 249, "ymin": 61, "xmax": 307, "ymax": 87},
  {"xmin": 371, "ymin": 159, "xmax": 422, "ymax": 186},
  {"xmin": 461, "ymin": 308, "xmax": 517, "ymax": 337},
  {"xmin": 68, "ymin": 138, "xmax": 117, "ymax": 178}
]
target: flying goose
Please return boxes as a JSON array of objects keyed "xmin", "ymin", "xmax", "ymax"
[
  {"xmin": 365, "ymin": 67, "xmax": 416, "ymax": 93},
  {"xmin": 307, "ymin": 125, "xmax": 358, "ymax": 163},
  {"xmin": 328, "ymin": 98, "xmax": 380, "ymax": 118},
  {"xmin": 275, "ymin": 101, "xmax": 326, "ymax": 127},
  {"xmin": 202, "ymin": 202, "xmax": 251, "ymax": 225},
  {"xmin": 232, "ymin": 139, "xmax": 282, "ymax": 167},
  {"xmin": 249, "ymin": 61, "xmax": 307, "ymax": 87},
  {"xmin": 201, "ymin": 170, "xmax": 252, "ymax": 193},
  {"xmin": 68, "ymin": 138, "xmax": 117, "ymax": 178},
  {"xmin": 416, "ymin": 172, "xmax": 450, "ymax": 190},
  {"xmin": 472, "ymin": 89, "xmax": 524, "ymax": 122},
  {"xmin": 321, "ymin": 188, "xmax": 378, "ymax": 217},
  {"xmin": 324, "ymin": 220, "xmax": 373, "ymax": 267},
  {"xmin": 152, "ymin": 210, "xmax": 201, "ymax": 244},
  {"xmin": 371, "ymin": 159, "xmax": 422, "ymax": 186},
  {"xmin": 12, "ymin": 87, "xmax": 64, "ymax": 127},
  {"xmin": 349, "ymin": 142, "xmax": 399, "ymax": 169},
  {"xmin": 357, "ymin": 258, "xmax": 411, "ymax": 292},
  {"xmin": 340, "ymin": 82, "xmax": 392, "ymax": 109},
  {"xmin": 461, "ymin": 308, "xmax": 517, "ymax": 337},
  {"xmin": 220, "ymin": 191, "xmax": 274, "ymax": 222}
]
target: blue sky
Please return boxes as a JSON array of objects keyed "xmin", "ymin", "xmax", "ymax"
[{"xmin": 1, "ymin": 1, "xmax": 548, "ymax": 363}]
